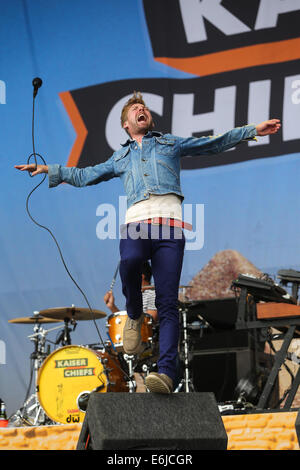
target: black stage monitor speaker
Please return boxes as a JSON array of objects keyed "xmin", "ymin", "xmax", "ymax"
[{"xmin": 77, "ymin": 392, "xmax": 227, "ymax": 450}]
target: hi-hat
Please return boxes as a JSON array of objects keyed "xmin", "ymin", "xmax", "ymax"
[
  {"xmin": 9, "ymin": 315, "xmax": 62, "ymax": 324},
  {"xmin": 39, "ymin": 306, "xmax": 106, "ymax": 321}
]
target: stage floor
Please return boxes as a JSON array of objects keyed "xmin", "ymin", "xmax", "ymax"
[{"xmin": 0, "ymin": 410, "xmax": 299, "ymax": 450}]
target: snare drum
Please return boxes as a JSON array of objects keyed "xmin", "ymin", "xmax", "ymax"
[
  {"xmin": 106, "ymin": 311, "xmax": 153, "ymax": 352},
  {"xmin": 37, "ymin": 345, "xmax": 128, "ymax": 424}
]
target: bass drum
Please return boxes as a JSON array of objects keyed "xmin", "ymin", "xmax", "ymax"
[{"xmin": 37, "ymin": 345, "xmax": 128, "ymax": 424}]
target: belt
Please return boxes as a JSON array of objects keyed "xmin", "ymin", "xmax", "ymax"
[{"xmin": 139, "ymin": 217, "xmax": 193, "ymax": 231}]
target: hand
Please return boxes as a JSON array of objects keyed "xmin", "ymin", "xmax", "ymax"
[
  {"xmin": 256, "ymin": 119, "xmax": 281, "ymax": 136},
  {"xmin": 104, "ymin": 290, "xmax": 118, "ymax": 313},
  {"xmin": 14, "ymin": 164, "xmax": 48, "ymax": 176}
]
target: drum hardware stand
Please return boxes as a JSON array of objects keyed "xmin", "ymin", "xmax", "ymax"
[
  {"xmin": 123, "ymin": 354, "xmax": 136, "ymax": 393},
  {"xmin": 21, "ymin": 324, "xmax": 46, "ymax": 425},
  {"xmin": 55, "ymin": 317, "xmax": 77, "ymax": 346},
  {"xmin": 174, "ymin": 303, "xmax": 195, "ymax": 393},
  {"xmin": 141, "ymin": 363, "xmax": 153, "ymax": 393},
  {"xmin": 18, "ymin": 324, "xmax": 62, "ymax": 426},
  {"xmin": 142, "ymin": 363, "xmax": 151, "ymax": 376}
]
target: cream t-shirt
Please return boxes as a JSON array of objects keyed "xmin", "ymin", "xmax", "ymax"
[{"xmin": 125, "ymin": 193, "xmax": 182, "ymax": 224}]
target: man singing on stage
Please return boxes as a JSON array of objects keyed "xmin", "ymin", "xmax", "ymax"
[{"xmin": 15, "ymin": 91, "xmax": 281, "ymax": 393}]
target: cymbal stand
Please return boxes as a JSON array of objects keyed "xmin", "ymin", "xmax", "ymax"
[
  {"xmin": 123, "ymin": 354, "xmax": 136, "ymax": 393},
  {"xmin": 20, "ymin": 324, "xmax": 62, "ymax": 426},
  {"xmin": 55, "ymin": 317, "xmax": 76, "ymax": 346},
  {"xmin": 31, "ymin": 324, "xmax": 46, "ymax": 392},
  {"xmin": 174, "ymin": 303, "xmax": 195, "ymax": 393}
]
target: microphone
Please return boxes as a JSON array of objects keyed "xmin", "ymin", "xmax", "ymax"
[
  {"xmin": 32, "ymin": 77, "xmax": 42, "ymax": 98},
  {"xmin": 77, "ymin": 385, "xmax": 105, "ymax": 412}
]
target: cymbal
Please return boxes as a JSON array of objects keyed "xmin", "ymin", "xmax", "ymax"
[
  {"xmin": 39, "ymin": 306, "xmax": 106, "ymax": 321},
  {"xmin": 8, "ymin": 315, "xmax": 63, "ymax": 324}
]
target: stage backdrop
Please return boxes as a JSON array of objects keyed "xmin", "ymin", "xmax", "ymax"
[{"xmin": 1, "ymin": 0, "xmax": 300, "ymax": 417}]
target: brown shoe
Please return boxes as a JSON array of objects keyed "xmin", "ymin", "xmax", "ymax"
[
  {"xmin": 123, "ymin": 314, "xmax": 144, "ymax": 355},
  {"xmin": 145, "ymin": 372, "xmax": 173, "ymax": 394}
]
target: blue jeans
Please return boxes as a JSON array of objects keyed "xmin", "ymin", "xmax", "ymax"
[{"xmin": 119, "ymin": 223, "xmax": 185, "ymax": 382}]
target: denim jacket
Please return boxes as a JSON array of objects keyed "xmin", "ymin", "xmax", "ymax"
[{"xmin": 48, "ymin": 125, "xmax": 257, "ymax": 208}]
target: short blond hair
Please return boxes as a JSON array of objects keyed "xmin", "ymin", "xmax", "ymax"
[{"xmin": 120, "ymin": 91, "xmax": 146, "ymax": 128}]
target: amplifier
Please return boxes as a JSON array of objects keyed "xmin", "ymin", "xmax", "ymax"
[{"xmin": 191, "ymin": 330, "xmax": 278, "ymax": 406}]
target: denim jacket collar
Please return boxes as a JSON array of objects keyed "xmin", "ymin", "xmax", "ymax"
[{"xmin": 121, "ymin": 130, "xmax": 163, "ymax": 147}]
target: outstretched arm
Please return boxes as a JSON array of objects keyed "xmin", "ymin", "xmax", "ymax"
[
  {"xmin": 256, "ymin": 119, "xmax": 281, "ymax": 136},
  {"xmin": 180, "ymin": 119, "xmax": 281, "ymax": 157},
  {"xmin": 15, "ymin": 156, "xmax": 116, "ymax": 188},
  {"xmin": 14, "ymin": 163, "xmax": 48, "ymax": 176}
]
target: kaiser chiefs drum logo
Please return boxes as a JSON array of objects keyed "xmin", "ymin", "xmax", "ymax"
[{"xmin": 55, "ymin": 357, "xmax": 96, "ymax": 377}]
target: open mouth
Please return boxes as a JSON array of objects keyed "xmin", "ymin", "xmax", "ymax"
[{"xmin": 137, "ymin": 113, "xmax": 147, "ymax": 123}]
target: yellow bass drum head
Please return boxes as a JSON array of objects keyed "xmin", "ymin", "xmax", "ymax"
[{"xmin": 37, "ymin": 345, "xmax": 108, "ymax": 424}]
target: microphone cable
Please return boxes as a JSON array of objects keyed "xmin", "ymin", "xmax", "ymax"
[{"xmin": 24, "ymin": 78, "xmax": 134, "ymax": 389}]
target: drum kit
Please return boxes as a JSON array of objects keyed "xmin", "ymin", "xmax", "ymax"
[
  {"xmin": 7, "ymin": 304, "xmax": 157, "ymax": 426},
  {"xmin": 7, "ymin": 286, "xmax": 203, "ymax": 427}
]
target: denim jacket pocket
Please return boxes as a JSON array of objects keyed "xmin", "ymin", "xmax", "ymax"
[
  {"xmin": 155, "ymin": 137, "xmax": 176, "ymax": 156},
  {"xmin": 157, "ymin": 159, "xmax": 180, "ymax": 187},
  {"xmin": 124, "ymin": 170, "xmax": 134, "ymax": 195},
  {"xmin": 114, "ymin": 147, "xmax": 130, "ymax": 173}
]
